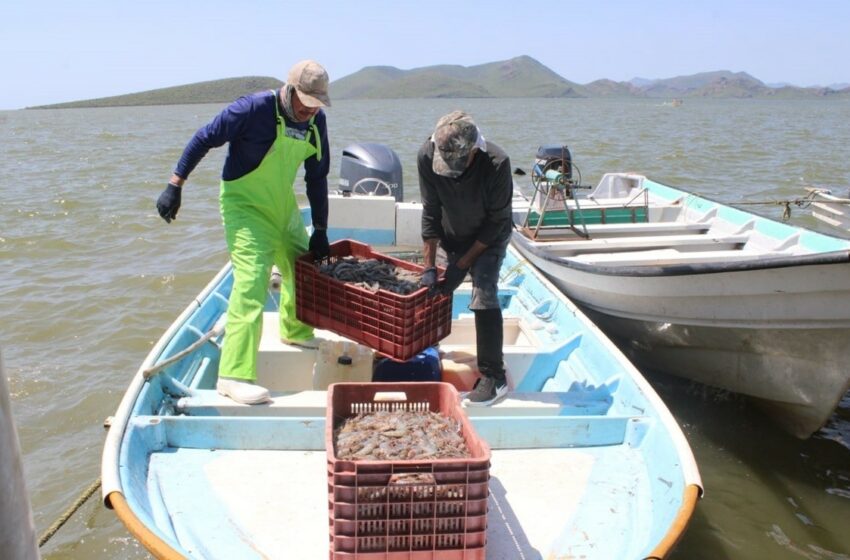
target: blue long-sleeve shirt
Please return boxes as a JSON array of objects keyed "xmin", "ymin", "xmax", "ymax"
[{"xmin": 174, "ymin": 89, "xmax": 330, "ymax": 229}]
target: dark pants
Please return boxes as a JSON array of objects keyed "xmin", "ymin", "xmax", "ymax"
[{"xmin": 446, "ymin": 242, "xmax": 507, "ymax": 382}]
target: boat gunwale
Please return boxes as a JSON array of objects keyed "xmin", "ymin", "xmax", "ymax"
[
  {"xmin": 101, "ymin": 262, "xmax": 233, "ymax": 508},
  {"xmin": 649, "ymin": 177, "xmax": 850, "ymax": 240},
  {"xmin": 512, "ymin": 229, "xmax": 850, "ymax": 277},
  {"xmin": 647, "ymin": 484, "xmax": 702, "ymax": 559},
  {"xmin": 107, "ymin": 491, "xmax": 184, "ymax": 560}
]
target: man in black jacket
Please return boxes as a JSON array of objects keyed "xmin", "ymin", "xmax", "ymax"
[{"xmin": 417, "ymin": 111, "xmax": 513, "ymax": 405}]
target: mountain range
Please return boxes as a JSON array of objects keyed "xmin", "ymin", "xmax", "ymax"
[
  {"xmin": 30, "ymin": 55, "xmax": 850, "ymax": 109},
  {"xmin": 332, "ymin": 56, "xmax": 850, "ymax": 100}
]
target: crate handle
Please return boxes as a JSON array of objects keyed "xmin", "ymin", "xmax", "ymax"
[
  {"xmin": 389, "ymin": 473, "xmax": 436, "ymax": 485},
  {"xmin": 374, "ymin": 391, "xmax": 408, "ymax": 402}
]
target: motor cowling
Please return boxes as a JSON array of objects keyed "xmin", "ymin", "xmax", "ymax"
[
  {"xmin": 338, "ymin": 143, "xmax": 403, "ymax": 202},
  {"xmin": 530, "ymin": 144, "xmax": 578, "ymax": 212},
  {"xmin": 533, "ymin": 144, "xmax": 572, "ymax": 181}
]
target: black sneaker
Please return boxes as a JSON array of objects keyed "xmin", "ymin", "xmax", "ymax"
[{"xmin": 464, "ymin": 376, "xmax": 508, "ymax": 407}]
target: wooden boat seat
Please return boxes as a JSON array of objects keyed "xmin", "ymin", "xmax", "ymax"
[
  {"xmin": 521, "ymin": 221, "xmax": 710, "ymax": 241},
  {"xmin": 174, "ymin": 389, "xmax": 614, "ymax": 419},
  {"xmin": 135, "ymin": 412, "xmax": 639, "ymax": 450},
  {"xmin": 536, "ymin": 233, "xmax": 750, "ymax": 255},
  {"xmin": 569, "ymin": 247, "xmax": 791, "ymax": 266},
  {"xmin": 531, "ymin": 200, "xmax": 672, "ymax": 214},
  {"xmin": 175, "ymin": 390, "xmax": 328, "ymax": 417}
]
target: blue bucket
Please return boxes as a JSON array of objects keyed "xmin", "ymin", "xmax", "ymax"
[{"xmin": 372, "ymin": 347, "xmax": 441, "ymax": 382}]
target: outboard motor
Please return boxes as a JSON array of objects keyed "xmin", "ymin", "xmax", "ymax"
[
  {"xmin": 533, "ymin": 144, "xmax": 572, "ymax": 184},
  {"xmin": 338, "ymin": 143, "xmax": 403, "ymax": 202},
  {"xmin": 525, "ymin": 144, "xmax": 592, "ymax": 229},
  {"xmin": 530, "ymin": 144, "xmax": 578, "ymax": 210}
]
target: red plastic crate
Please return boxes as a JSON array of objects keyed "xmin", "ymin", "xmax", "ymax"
[
  {"xmin": 326, "ymin": 383, "xmax": 490, "ymax": 559},
  {"xmin": 295, "ymin": 240, "xmax": 452, "ymax": 361}
]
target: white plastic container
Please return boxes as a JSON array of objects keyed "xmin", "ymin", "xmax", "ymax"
[{"xmin": 312, "ymin": 340, "xmax": 375, "ymax": 390}]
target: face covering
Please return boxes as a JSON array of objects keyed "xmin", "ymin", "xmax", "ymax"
[{"xmin": 280, "ymin": 84, "xmax": 298, "ymax": 122}]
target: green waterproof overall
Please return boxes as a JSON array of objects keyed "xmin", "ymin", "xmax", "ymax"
[{"xmin": 218, "ymin": 93, "xmax": 322, "ymax": 381}]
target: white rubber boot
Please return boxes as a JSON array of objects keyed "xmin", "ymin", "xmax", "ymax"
[
  {"xmin": 216, "ymin": 378, "xmax": 271, "ymax": 405},
  {"xmin": 280, "ymin": 336, "xmax": 322, "ymax": 349}
]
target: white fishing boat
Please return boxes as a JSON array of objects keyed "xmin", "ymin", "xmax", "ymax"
[
  {"xmin": 101, "ymin": 144, "xmax": 701, "ymax": 559},
  {"xmin": 511, "ymin": 145, "xmax": 850, "ymax": 438}
]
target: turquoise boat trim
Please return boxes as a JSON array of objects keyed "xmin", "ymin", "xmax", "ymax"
[
  {"xmin": 645, "ymin": 178, "xmax": 850, "ymax": 252},
  {"xmin": 641, "ymin": 179, "xmax": 689, "ymax": 203},
  {"xmin": 118, "ymin": 420, "xmax": 177, "ymax": 550},
  {"xmin": 526, "ymin": 207, "xmax": 648, "ymax": 227},
  {"xmin": 451, "ymin": 287, "xmax": 517, "ymax": 318},
  {"xmin": 514, "ymin": 333, "xmax": 582, "ymax": 391},
  {"xmin": 161, "ymin": 417, "xmax": 326, "ymax": 450}
]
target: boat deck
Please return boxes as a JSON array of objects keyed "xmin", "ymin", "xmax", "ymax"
[
  {"xmin": 138, "ymin": 399, "xmax": 652, "ymax": 560},
  {"xmin": 117, "ymin": 303, "xmax": 664, "ymax": 557},
  {"xmin": 146, "ymin": 445, "xmax": 648, "ymax": 559}
]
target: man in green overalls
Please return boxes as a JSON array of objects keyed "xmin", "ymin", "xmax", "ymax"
[{"xmin": 156, "ymin": 60, "xmax": 331, "ymax": 404}]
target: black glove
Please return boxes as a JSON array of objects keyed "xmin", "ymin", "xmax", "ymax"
[
  {"xmin": 156, "ymin": 183, "xmax": 182, "ymax": 223},
  {"xmin": 420, "ymin": 267, "xmax": 438, "ymax": 295},
  {"xmin": 309, "ymin": 229, "xmax": 330, "ymax": 260},
  {"xmin": 441, "ymin": 263, "xmax": 468, "ymax": 295}
]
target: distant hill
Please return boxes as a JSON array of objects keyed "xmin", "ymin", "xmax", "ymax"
[
  {"xmin": 29, "ymin": 76, "xmax": 284, "ymax": 109},
  {"xmin": 584, "ymin": 79, "xmax": 645, "ymax": 97},
  {"xmin": 26, "ymin": 57, "xmax": 850, "ymax": 108},
  {"xmin": 628, "ymin": 77, "xmax": 657, "ymax": 88},
  {"xmin": 331, "ymin": 56, "xmax": 586, "ymax": 99},
  {"xmin": 334, "ymin": 62, "xmax": 849, "ymax": 100},
  {"xmin": 623, "ymin": 70, "xmax": 850, "ymax": 99}
]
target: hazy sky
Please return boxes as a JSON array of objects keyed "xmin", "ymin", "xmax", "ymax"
[{"xmin": 2, "ymin": 0, "xmax": 848, "ymax": 109}]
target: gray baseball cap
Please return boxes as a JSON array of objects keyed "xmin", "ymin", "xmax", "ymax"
[
  {"xmin": 287, "ymin": 60, "xmax": 331, "ymax": 107},
  {"xmin": 432, "ymin": 111, "xmax": 483, "ymax": 177}
]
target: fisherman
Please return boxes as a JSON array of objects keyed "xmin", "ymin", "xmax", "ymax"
[
  {"xmin": 418, "ymin": 111, "xmax": 513, "ymax": 405},
  {"xmin": 155, "ymin": 60, "xmax": 332, "ymax": 405}
]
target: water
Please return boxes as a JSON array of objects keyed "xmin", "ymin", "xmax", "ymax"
[{"xmin": 2, "ymin": 98, "xmax": 849, "ymax": 559}]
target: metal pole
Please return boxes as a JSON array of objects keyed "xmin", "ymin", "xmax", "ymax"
[{"xmin": 0, "ymin": 348, "xmax": 40, "ymax": 560}]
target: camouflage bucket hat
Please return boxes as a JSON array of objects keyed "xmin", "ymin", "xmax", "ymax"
[{"xmin": 432, "ymin": 111, "xmax": 481, "ymax": 177}]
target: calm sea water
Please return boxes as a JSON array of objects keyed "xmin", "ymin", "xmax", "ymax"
[{"xmin": 2, "ymin": 97, "xmax": 849, "ymax": 559}]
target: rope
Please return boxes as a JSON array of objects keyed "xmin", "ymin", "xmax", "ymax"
[
  {"xmin": 38, "ymin": 309, "xmax": 224, "ymax": 547},
  {"xmin": 720, "ymin": 191, "xmax": 840, "ymax": 222},
  {"xmin": 731, "ymin": 199, "xmax": 817, "ymax": 206},
  {"xmin": 143, "ymin": 315, "xmax": 226, "ymax": 380},
  {"xmin": 499, "ymin": 259, "xmax": 529, "ymax": 284},
  {"xmin": 38, "ymin": 477, "xmax": 101, "ymax": 548}
]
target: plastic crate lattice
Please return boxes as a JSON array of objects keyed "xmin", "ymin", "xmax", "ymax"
[
  {"xmin": 295, "ymin": 240, "xmax": 452, "ymax": 361},
  {"xmin": 327, "ymin": 383, "xmax": 490, "ymax": 559}
]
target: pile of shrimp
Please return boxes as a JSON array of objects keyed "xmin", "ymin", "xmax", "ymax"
[
  {"xmin": 334, "ymin": 409, "xmax": 470, "ymax": 460},
  {"xmin": 319, "ymin": 256, "xmax": 422, "ymax": 294}
]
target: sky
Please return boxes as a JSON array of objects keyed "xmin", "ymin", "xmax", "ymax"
[{"xmin": 1, "ymin": 0, "xmax": 849, "ymax": 110}]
